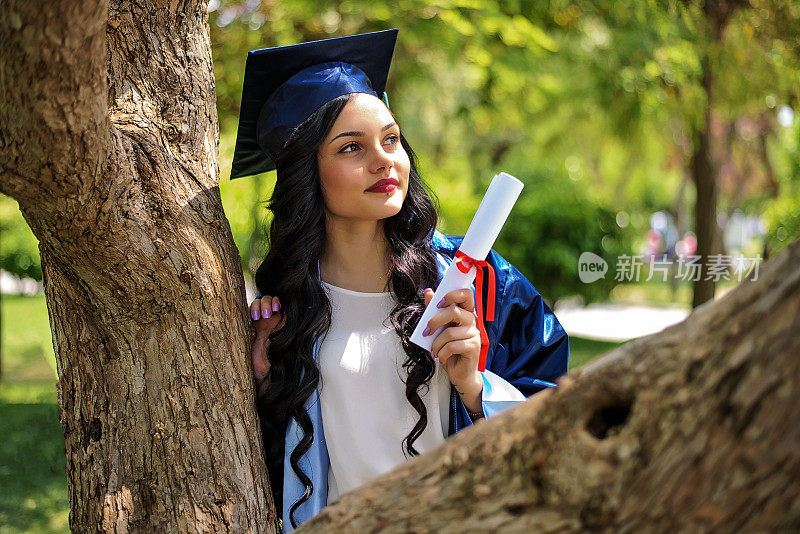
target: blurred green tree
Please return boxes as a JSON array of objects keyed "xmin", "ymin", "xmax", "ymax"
[
  {"xmin": 0, "ymin": 195, "xmax": 42, "ymax": 282},
  {"xmin": 540, "ymin": 0, "xmax": 799, "ymax": 306}
]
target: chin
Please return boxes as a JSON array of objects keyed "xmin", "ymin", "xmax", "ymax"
[
  {"xmin": 388, "ymin": 188, "xmax": 406, "ymax": 208},
  {"xmin": 380, "ymin": 200, "xmax": 403, "ymax": 217},
  {"xmin": 377, "ymin": 196, "xmax": 404, "ymax": 219}
]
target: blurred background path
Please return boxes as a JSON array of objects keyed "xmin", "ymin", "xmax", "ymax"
[{"xmin": 555, "ymin": 301, "xmax": 689, "ymax": 342}]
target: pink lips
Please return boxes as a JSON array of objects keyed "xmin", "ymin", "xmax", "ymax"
[{"xmin": 366, "ymin": 177, "xmax": 399, "ymax": 192}]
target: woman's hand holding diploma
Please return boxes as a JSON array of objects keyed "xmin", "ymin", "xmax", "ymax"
[
  {"xmin": 422, "ymin": 288, "xmax": 484, "ymax": 415},
  {"xmin": 410, "ymin": 172, "xmax": 523, "ymax": 376}
]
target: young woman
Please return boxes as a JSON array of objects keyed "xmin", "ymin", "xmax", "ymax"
[{"xmin": 231, "ymin": 30, "xmax": 569, "ymax": 532}]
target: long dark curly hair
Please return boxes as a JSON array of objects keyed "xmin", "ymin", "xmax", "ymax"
[{"xmin": 254, "ymin": 93, "xmax": 441, "ymax": 528}]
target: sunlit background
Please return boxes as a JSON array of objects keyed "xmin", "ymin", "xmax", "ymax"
[{"xmin": 1, "ymin": 1, "xmax": 798, "ymax": 530}]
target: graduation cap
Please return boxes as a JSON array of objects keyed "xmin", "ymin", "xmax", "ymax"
[{"xmin": 230, "ymin": 29, "xmax": 399, "ymax": 180}]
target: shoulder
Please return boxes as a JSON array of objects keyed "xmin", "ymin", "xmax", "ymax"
[{"xmin": 428, "ymin": 229, "xmax": 457, "ymax": 255}]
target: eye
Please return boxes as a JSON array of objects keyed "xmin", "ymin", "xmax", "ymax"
[
  {"xmin": 338, "ymin": 142, "xmax": 360, "ymax": 154},
  {"xmin": 384, "ymin": 134, "xmax": 400, "ymax": 146}
]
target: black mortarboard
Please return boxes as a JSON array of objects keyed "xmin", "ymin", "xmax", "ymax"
[{"xmin": 230, "ymin": 29, "xmax": 399, "ymax": 180}]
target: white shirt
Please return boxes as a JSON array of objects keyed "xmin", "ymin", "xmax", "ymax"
[{"xmin": 318, "ymin": 281, "xmax": 452, "ymax": 504}]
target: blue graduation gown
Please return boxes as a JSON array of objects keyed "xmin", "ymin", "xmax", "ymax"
[{"xmin": 280, "ymin": 229, "xmax": 569, "ymax": 531}]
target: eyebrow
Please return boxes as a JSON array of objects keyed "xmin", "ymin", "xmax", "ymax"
[{"xmin": 329, "ymin": 122, "xmax": 397, "ymax": 144}]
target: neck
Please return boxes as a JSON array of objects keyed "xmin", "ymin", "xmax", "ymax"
[{"xmin": 320, "ymin": 218, "xmax": 393, "ymax": 293}]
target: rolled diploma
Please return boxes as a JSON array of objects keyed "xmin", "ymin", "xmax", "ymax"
[{"xmin": 411, "ymin": 171, "xmax": 524, "ymax": 355}]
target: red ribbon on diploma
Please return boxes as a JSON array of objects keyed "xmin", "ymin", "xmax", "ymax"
[{"xmin": 454, "ymin": 250, "xmax": 496, "ymax": 372}]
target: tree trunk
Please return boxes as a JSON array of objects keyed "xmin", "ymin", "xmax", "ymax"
[
  {"xmin": 690, "ymin": 57, "xmax": 721, "ymax": 309},
  {"xmin": 0, "ymin": 0, "xmax": 276, "ymax": 531},
  {"xmin": 298, "ymin": 238, "xmax": 800, "ymax": 533},
  {"xmin": 4, "ymin": 0, "xmax": 796, "ymax": 531},
  {"xmin": 689, "ymin": 0, "xmax": 749, "ymax": 309}
]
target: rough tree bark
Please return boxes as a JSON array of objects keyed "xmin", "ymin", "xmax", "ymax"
[
  {"xmin": 297, "ymin": 240, "xmax": 800, "ymax": 533},
  {"xmin": 3, "ymin": 0, "xmax": 798, "ymax": 532},
  {"xmin": 0, "ymin": 0, "xmax": 276, "ymax": 531}
]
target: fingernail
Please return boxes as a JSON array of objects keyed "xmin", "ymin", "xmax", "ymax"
[
  {"xmin": 262, "ymin": 308, "xmax": 272, "ymax": 319},
  {"xmin": 423, "ymin": 326, "xmax": 431, "ymax": 336},
  {"xmin": 437, "ymin": 298, "xmax": 446, "ymax": 308},
  {"xmin": 424, "ymin": 287, "xmax": 432, "ymax": 293},
  {"xmin": 252, "ymin": 309, "xmax": 259, "ymax": 321},
  {"xmin": 273, "ymin": 301, "xmax": 280, "ymax": 312}
]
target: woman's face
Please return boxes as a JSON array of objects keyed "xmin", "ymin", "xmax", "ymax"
[{"xmin": 317, "ymin": 93, "xmax": 410, "ymax": 224}]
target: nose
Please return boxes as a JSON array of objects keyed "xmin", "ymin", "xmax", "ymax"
[{"xmin": 369, "ymin": 141, "xmax": 394, "ymax": 175}]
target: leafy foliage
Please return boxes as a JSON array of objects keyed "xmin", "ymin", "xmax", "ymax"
[
  {"xmin": 0, "ymin": 196, "xmax": 41, "ymax": 282},
  {"xmin": 496, "ymin": 169, "xmax": 634, "ymax": 304},
  {"xmin": 3, "ymin": 0, "xmax": 799, "ymax": 301}
]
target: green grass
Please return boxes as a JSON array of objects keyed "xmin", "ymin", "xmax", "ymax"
[
  {"xmin": 0, "ymin": 293, "xmax": 615, "ymax": 532},
  {"xmin": 0, "ymin": 382, "xmax": 68, "ymax": 534},
  {"xmin": 2, "ymin": 294, "xmax": 57, "ymax": 381},
  {"xmin": 1, "ymin": 294, "xmax": 68, "ymax": 534},
  {"xmin": 568, "ymin": 336, "xmax": 624, "ymax": 370}
]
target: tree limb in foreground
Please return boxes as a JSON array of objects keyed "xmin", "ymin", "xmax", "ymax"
[{"xmin": 298, "ymin": 239, "xmax": 800, "ymax": 533}]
